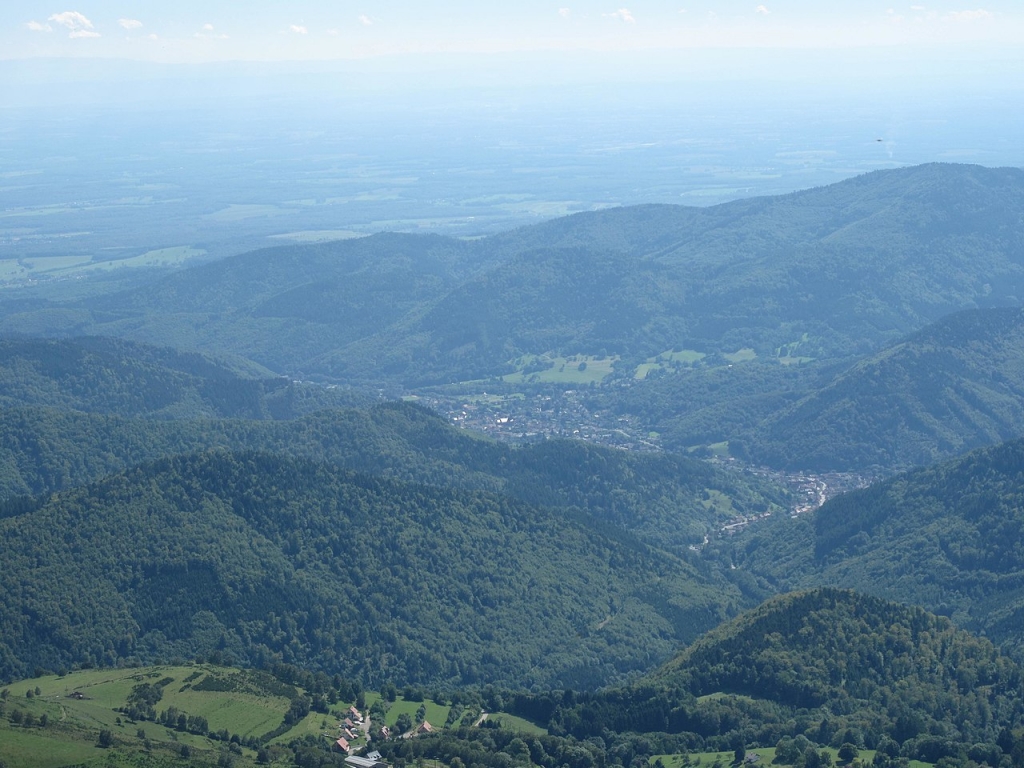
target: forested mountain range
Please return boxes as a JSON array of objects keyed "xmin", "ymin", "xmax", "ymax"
[
  {"xmin": 0, "ymin": 400, "xmax": 788, "ymax": 555},
  {"xmin": 2, "ymin": 164, "xmax": 1023, "ymax": 388},
  {"xmin": 6, "ymin": 161, "xmax": 1024, "ymax": 752},
  {"xmin": 0, "ymin": 336, "xmax": 369, "ymax": 419},
  {"xmin": 743, "ymin": 307, "xmax": 1024, "ymax": 472},
  {"xmin": 0, "ymin": 449, "xmax": 757, "ymax": 688},
  {"xmin": 720, "ymin": 438, "xmax": 1024, "ymax": 653}
]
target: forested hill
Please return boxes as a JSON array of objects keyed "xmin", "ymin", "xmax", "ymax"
[
  {"xmin": 0, "ymin": 233, "xmax": 486, "ymax": 376},
  {"xmin": 0, "ymin": 401, "xmax": 789, "ymax": 554},
  {"xmin": 652, "ymin": 589, "xmax": 1016, "ymax": 707},
  {"xmin": 722, "ymin": 439, "xmax": 1024, "ymax": 652},
  {"xmin": 0, "ymin": 450, "xmax": 748, "ymax": 687},
  {"xmin": 3, "ymin": 164, "xmax": 1023, "ymax": 386},
  {"xmin": 0, "ymin": 336, "xmax": 368, "ymax": 419},
  {"xmin": 745, "ymin": 307, "xmax": 1024, "ymax": 472},
  {"xmin": 514, "ymin": 589, "xmax": 1023, "ymax": 759},
  {"xmin": 307, "ymin": 163, "xmax": 1024, "ymax": 385}
]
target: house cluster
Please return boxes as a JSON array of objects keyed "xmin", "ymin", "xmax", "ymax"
[{"xmin": 335, "ymin": 706, "xmax": 366, "ymax": 754}]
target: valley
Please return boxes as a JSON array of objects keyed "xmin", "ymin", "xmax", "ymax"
[{"xmin": 3, "ymin": 163, "xmax": 1024, "ymax": 768}]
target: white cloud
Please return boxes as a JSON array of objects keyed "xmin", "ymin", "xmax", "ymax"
[
  {"xmin": 604, "ymin": 8, "xmax": 636, "ymax": 23},
  {"xmin": 327, "ymin": 28, "xmax": 339, "ymax": 36},
  {"xmin": 195, "ymin": 24, "xmax": 228, "ymax": 39},
  {"xmin": 910, "ymin": 4, "xmax": 926, "ymax": 10},
  {"xmin": 48, "ymin": 10, "xmax": 99, "ymax": 38},
  {"xmin": 26, "ymin": 20, "xmax": 52, "ymax": 32},
  {"xmin": 289, "ymin": 24, "xmax": 308, "ymax": 34},
  {"xmin": 147, "ymin": 33, "xmax": 158, "ymax": 40},
  {"xmin": 118, "ymin": 18, "xmax": 143, "ymax": 30},
  {"xmin": 946, "ymin": 9, "xmax": 993, "ymax": 21},
  {"xmin": 559, "ymin": 7, "xmax": 571, "ymax": 18},
  {"xmin": 359, "ymin": 14, "xmax": 373, "ymax": 26},
  {"xmin": 755, "ymin": 4, "xmax": 770, "ymax": 14}
]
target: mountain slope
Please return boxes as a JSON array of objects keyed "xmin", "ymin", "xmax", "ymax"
[
  {"xmin": 0, "ymin": 233, "xmax": 485, "ymax": 376},
  {"xmin": 745, "ymin": 307, "xmax": 1024, "ymax": 472},
  {"xmin": 3, "ymin": 164, "xmax": 1023, "ymax": 386},
  {"xmin": 0, "ymin": 450, "xmax": 746, "ymax": 687},
  {"xmin": 533, "ymin": 589, "xmax": 1023, "ymax": 755},
  {"xmin": 0, "ymin": 336, "xmax": 368, "ymax": 419},
  {"xmin": 0, "ymin": 401, "xmax": 789, "ymax": 557},
  {"xmin": 726, "ymin": 439, "xmax": 1024, "ymax": 651},
  {"xmin": 339, "ymin": 163, "xmax": 1024, "ymax": 385}
]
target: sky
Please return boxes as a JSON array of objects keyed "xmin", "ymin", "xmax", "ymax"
[{"xmin": 4, "ymin": 2, "xmax": 1024, "ymax": 63}]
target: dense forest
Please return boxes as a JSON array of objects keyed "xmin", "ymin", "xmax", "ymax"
[
  {"xmin": 720, "ymin": 438, "xmax": 1024, "ymax": 654},
  {"xmin": 0, "ymin": 448, "xmax": 763, "ymax": 687},
  {"xmin": 743, "ymin": 308, "xmax": 1024, "ymax": 472},
  {"xmin": 381, "ymin": 591, "xmax": 1024, "ymax": 768}
]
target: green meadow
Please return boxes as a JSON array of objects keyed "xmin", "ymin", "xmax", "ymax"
[
  {"xmin": 0, "ymin": 665, "xmax": 297, "ymax": 767},
  {"xmin": 502, "ymin": 354, "xmax": 620, "ymax": 385}
]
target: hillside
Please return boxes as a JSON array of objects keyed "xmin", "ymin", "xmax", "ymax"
[
  {"xmin": 744, "ymin": 307, "xmax": 1024, "ymax": 472},
  {"xmin": 3, "ymin": 164, "xmax": 1023, "ymax": 387},
  {"xmin": 0, "ymin": 401, "xmax": 789, "ymax": 555},
  {"xmin": 0, "ymin": 449, "xmax": 754, "ymax": 688},
  {"xmin": 0, "ymin": 233, "xmax": 486, "ymax": 378},
  {"xmin": 0, "ymin": 664, "xmax": 333, "ymax": 768},
  {"xmin": 0, "ymin": 336, "xmax": 369, "ymax": 419},
  {"xmin": 312, "ymin": 164, "xmax": 1024, "ymax": 385},
  {"xmin": 723, "ymin": 439, "xmax": 1024, "ymax": 651},
  {"xmin": 533, "ymin": 589, "xmax": 1023, "ymax": 758}
]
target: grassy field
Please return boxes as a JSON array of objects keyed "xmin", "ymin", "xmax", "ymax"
[
  {"xmin": 0, "ymin": 246, "xmax": 206, "ymax": 287},
  {"xmin": 204, "ymin": 204, "xmax": 295, "ymax": 222},
  {"xmin": 700, "ymin": 488, "xmax": 738, "ymax": 517},
  {"xmin": 268, "ymin": 230, "xmax": 366, "ymax": 243},
  {"xmin": 488, "ymin": 712, "xmax": 548, "ymax": 735},
  {"xmin": 776, "ymin": 334, "xmax": 816, "ymax": 365},
  {"xmin": 0, "ymin": 664, "xmax": 299, "ymax": 767},
  {"xmin": 363, "ymin": 692, "xmax": 453, "ymax": 732},
  {"xmin": 724, "ymin": 348, "xmax": 758, "ymax": 363},
  {"xmin": 502, "ymin": 354, "xmax": 620, "ymax": 385},
  {"xmin": 86, "ymin": 246, "xmax": 207, "ymax": 271},
  {"xmin": 634, "ymin": 349, "xmax": 707, "ymax": 379}
]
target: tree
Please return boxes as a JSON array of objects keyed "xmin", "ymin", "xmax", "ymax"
[
  {"xmin": 735, "ymin": 747, "xmax": 747, "ymax": 765},
  {"xmin": 838, "ymin": 745, "xmax": 859, "ymax": 764},
  {"xmin": 97, "ymin": 729, "xmax": 113, "ymax": 748},
  {"xmin": 395, "ymin": 712, "xmax": 413, "ymax": 735}
]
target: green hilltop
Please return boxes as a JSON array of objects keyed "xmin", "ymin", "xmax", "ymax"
[{"xmin": 533, "ymin": 589, "xmax": 1024, "ymax": 761}]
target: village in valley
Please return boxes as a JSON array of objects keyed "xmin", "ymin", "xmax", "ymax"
[{"xmin": 420, "ymin": 389, "xmax": 871, "ymax": 536}]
